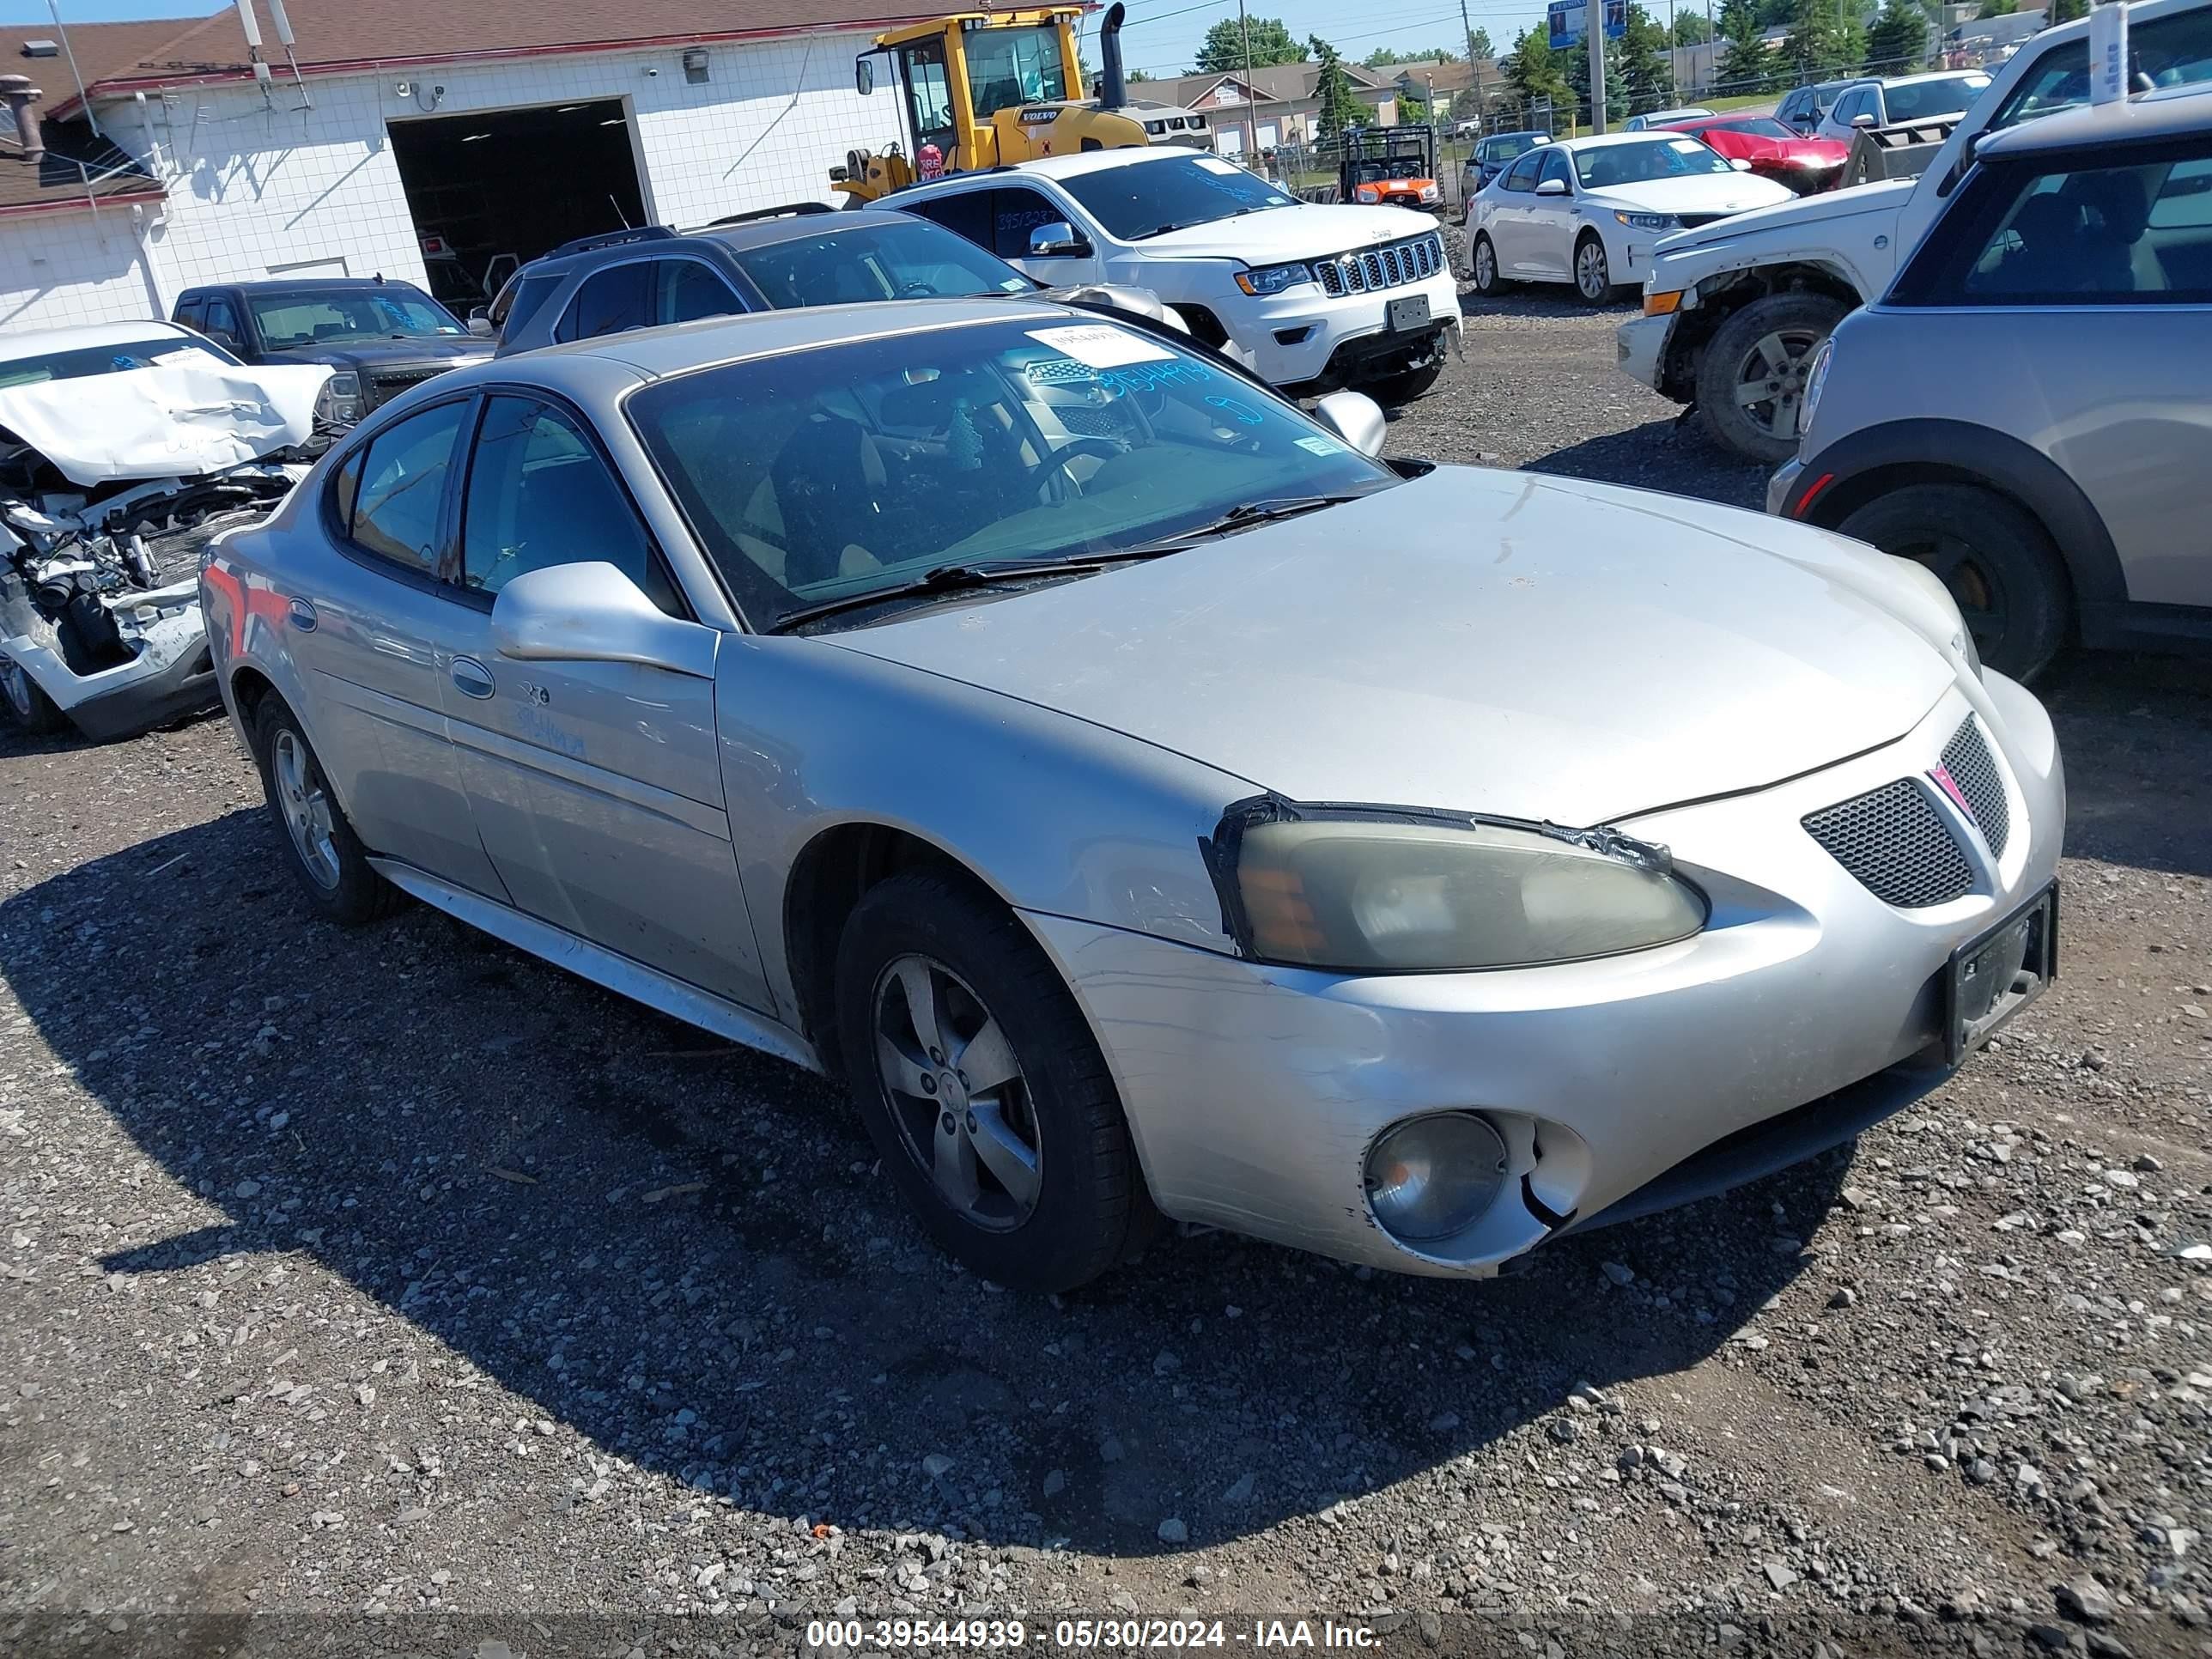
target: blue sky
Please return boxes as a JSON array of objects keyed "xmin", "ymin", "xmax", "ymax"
[{"xmin": 1, "ymin": 0, "xmax": 1609, "ymax": 82}]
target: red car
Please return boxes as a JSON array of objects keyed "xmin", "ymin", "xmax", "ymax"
[{"xmin": 1656, "ymin": 113, "xmax": 1850, "ymax": 196}]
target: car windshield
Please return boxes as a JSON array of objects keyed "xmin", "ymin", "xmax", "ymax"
[
  {"xmin": 1984, "ymin": 9, "xmax": 2212, "ymax": 133},
  {"xmin": 1884, "ymin": 76, "xmax": 1990, "ymax": 121},
  {"xmin": 0, "ymin": 334, "xmax": 239, "ymax": 387},
  {"xmin": 1488, "ymin": 135, "xmax": 1540, "ymax": 161},
  {"xmin": 246, "ymin": 288, "xmax": 467, "ymax": 349},
  {"xmin": 629, "ymin": 317, "xmax": 1395, "ymax": 631},
  {"xmin": 732, "ymin": 219, "xmax": 1035, "ymax": 306},
  {"xmin": 1060, "ymin": 155, "xmax": 1297, "ymax": 240},
  {"xmin": 1574, "ymin": 137, "xmax": 1733, "ymax": 187},
  {"xmin": 1705, "ymin": 116, "xmax": 1798, "ymax": 140}
]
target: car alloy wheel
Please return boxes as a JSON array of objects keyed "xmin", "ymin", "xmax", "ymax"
[
  {"xmin": 271, "ymin": 726, "xmax": 342, "ymax": 890},
  {"xmin": 1729, "ymin": 325, "xmax": 1824, "ymax": 442},
  {"xmin": 1474, "ymin": 237, "xmax": 1496, "ymax": 290},
  {"xmin": 1575, "ymin": 239, "xmax": 1610, "ymax": 301},
  {"xmin": 871, "ymin": 952, "xmax": 1042, "ymax": 1231}
]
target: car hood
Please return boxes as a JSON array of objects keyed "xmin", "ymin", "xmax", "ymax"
[
  {"xmin": 1581, "ymin": 173, "xmax": 1797, "ymax": 216},
  {"xmin": 1655, "ymin": 173, "xmax": 1913, "ymax": 254},
  {"xmin": 827, "ymin": 468, "xmax": 1959, "ymax": 824},
  {"xmin": 0, "ymin": 361, "xmax": 331, "ymax": 486},
  {"xmin": 1134, "ymin": 203, "xmax": 1438, "ymax": 262},
  {"xmin": 260, "ymin": 337, "xmax": 492, "ymax": 370},
  {"xmin": 1705, "ymin": 131, "xmax": 1850, "ymax": 166}
]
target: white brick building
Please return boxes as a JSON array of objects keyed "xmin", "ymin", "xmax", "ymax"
[{"xmin": 2, "ymin": 0, "xmax": 939, "ymax": 333}]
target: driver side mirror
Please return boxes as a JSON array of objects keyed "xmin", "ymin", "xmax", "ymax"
[
  {"xmin": 1534, "ymin": 177, "xmax": 1569, "ymax": 197},
  {"xmin": 1310, "ymin": 391, "xmax": 1387, "ymax": 458},
  {"xmin": 1851, "ymin": 112, "xmax": 1879, "ymax": 128},
  {"xmin": 1729, "ymin": 156, "xmax": 1753, "ymax": 171},
  {"xmin": 855, "ymin": 58, "xmax": 875, "ymax": 96},
  {"xmin": 491, "ymin": 562, "xmax": 718, "ymax": 679},
  {"xmin": 466, "ymin": 309, "xmax": 495, "ymax": 337},
  {"xmin": 1028, "ymin": 221, "xmax": 1093, "ymax": 258}
]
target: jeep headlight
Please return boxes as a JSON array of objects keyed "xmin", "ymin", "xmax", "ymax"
[
  {"xmin": 1354, "ymin": 184, "xmax": 1381, "ymax": 203},
  {"xmin": 1234, "ymin": 260, "xmax": 1314, "ymax": 296},
  {"xmin": 1614, "ymin": 211, "xmax": 1680, "ymax": 232},
  {"xmin": 1223, "ymin": 813, "xmax": 1707, "ymax": 972},
  {"xmin": 313, "ymin": 370, "xmax": 363, "ymax": 426}
]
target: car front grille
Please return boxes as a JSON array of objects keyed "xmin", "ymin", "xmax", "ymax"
[
  {"xmin": 362, "ymin": 363, "xmax": 453, "ymax": 410},
  {"xmin": 1941, "ymin": 717, "xmax": 2010, "ymax": 859},
  {"xmin": 1315, "ymin": 232, "xmax": 1445, "ymax": 296},
  {"xmin": 1802, "ymin": 778, "xmax": 1975, "ymax": 908}
]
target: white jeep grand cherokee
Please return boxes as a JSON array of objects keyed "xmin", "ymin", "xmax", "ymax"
[
  {"xmin": 871, "ymin": 149, "xmax": 1462, "ymax": 405},
  {"xmin": 1615, "ymin": 0, "xmax": 2212, "ymax": 462}
]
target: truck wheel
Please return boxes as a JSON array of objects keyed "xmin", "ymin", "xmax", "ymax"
[
  {"xmin": 835, "ymin": 868, "xmax": 1151, "ymax": 1293},
  {"xmin": 0, "ymin": 653, "xmax": 67, "ymax": 736},
  {"xmin": 1469, "ymin": 233, "xmax": 1507, "ymax": 296},
  {"xmin": 1364, "ymin": 356, "xmax": 1444, "ymax": 408},
  {"xmin": 1836, "ymin": 483, "xmax": 2070, "ymax": 682},
  {"xmin": 1692, "ymin": 292, "xmax": 1848, "ymax": 464}
]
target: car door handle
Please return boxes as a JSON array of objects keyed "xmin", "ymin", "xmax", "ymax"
[
  {"xmin": 287, "ymin": 598, "xmax": 318, "ymax": 631},
  {"xmin": 450, "ymin": 657, "xmax": 495, "ymax": 700}
]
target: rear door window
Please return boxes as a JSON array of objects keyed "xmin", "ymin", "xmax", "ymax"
[
  {"xmin": 898, "ymin": 190, "xmax": 994, "ymax": 249},
  {"xmin": 556, "ymin": 263, "xmax": 654, "ymax": 342},
  {"xmin": 344, "ymin": 400, "xmax": 469, "ymax": 573}
]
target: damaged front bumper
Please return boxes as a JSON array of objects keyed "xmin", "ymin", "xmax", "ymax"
[{"xmin": 2, "ymin": 576, "xmax": 216, "ymax": 740}]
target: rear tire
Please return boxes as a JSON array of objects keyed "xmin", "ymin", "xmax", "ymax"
[
  {"xmin": 835, "ymin": 868, "xmax": 1148, "ymax": 1293},
  {"xmin": 1469, "ymin": 232, "xmax": 1507, "ymax": 296},
  {"xmin": 1837, "ymin": 484, "xmax": 2070, "ymax": 682},
  {"xmin": 0, "ymin": 653, "xmax": 67, "ymax": 736},
  {"xmin": 1364, "ymin": 356, "xmax": 1445, "ymax": 408},
  {"xmin": 250, "ymin": 696, "xmax": 403, "ymax": 924},
  {"xmin": 1692, "ymin": 291, "xmax": 1848, "ymax": 464}
]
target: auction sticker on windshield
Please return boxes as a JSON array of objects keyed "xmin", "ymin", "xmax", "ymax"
[
  {"xmin": 1025, "ymin": 325, "xmax": 1175, "ymax": 368},
  {"xmin": 1194, "ymin": 156, "xmax": 1243, "ymax": 174}
]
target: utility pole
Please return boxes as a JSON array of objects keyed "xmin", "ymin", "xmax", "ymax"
[
  {"xmin": 1237, "ymin": 0, "xmax": 1255, "ymax": 157},
  {"xmin": 1589, "ymin": 1, "xmax": 1608, "ymax": 134},
  {"xmin": 1458, "ymin": 0, "xmax": 1482, "ymax": 132}
]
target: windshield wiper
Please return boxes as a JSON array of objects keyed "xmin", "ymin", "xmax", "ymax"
[
  {"xmin": 768, "ymin": 549, "xmax": 1168, "ymax": 634},
  {"xmin": 1127, "ymin": 493, "xmax": 1369, "ymax": 552}
]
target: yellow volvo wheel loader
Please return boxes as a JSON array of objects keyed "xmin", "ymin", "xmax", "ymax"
[{"xmin": 832, "ymin": 3, "xmax": 1212, "ymax": 204}]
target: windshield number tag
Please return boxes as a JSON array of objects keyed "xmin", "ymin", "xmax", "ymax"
[{"xmin": 1026, "ymin": 325, "xmax": 1175, "ymax": 368}]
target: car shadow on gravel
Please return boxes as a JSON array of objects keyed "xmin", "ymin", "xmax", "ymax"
[
  {"xmin": 7, "ymin": 808, "xmax": 1855, "ymax": 1558},
  {"xmin": 1524, "ymin": 421, "xmax": 1771, "ymax": 513},
  {"xmin": 2034, "ymin": 651, "xmax": 2212, "ymax": 878}
]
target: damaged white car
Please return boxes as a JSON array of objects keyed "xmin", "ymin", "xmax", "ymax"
[{"xmin": 0, "ymin": 322, "xmax": 332, "ymax": 740}]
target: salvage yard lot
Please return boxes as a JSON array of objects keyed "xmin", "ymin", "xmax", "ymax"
[{"xmin": 3, "ymin": 292, "xmax": 2211, "ymax": 1655}]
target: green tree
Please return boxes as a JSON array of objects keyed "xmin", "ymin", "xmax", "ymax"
[
  {"xmin": 2047, "ymin": 0, "xmax": 2087, "ymax": 20},
  {"xmin": 1864, "ymin": 0, "xmax": 1928, "ymax": 74},
  {"xmin": 1194, "ymin": 15, "xmax": 1307, "ymax": 73},
  {"xmin": 1716, "ymin": 0, "xmax": 1776, "ymax": 94},
  {"xmin": 1672, "ymin": 11, "xmax": 1714, "ymax": 45},
  {"xmin": 1396, "ymin": 89, "xmax": 1433, "ymax": 125},
  {"xmin": 1504, "ymin": 26, "xmax": 1572, "ymax": 120},
  {"xmin": 1564, "ymin": 31, "xmax": 1628, "ymax": 127},
  {"xmin": 1754, "ymin": 0, "xmax": 1795, "ymax": 26},
  {"xmin": 1310, "ymin": 36, "xmax": 1364, "ymax": 137},
  {"xmin": 1127, "ymin": 68, "xmax": 1153, "ymax": 82},
  {"xmin": 1362, "ymin": 46, "xmax": 1462, "ymax": 67},
  {"xmin": 1982, "ymin": 0, "xmax": 2020, "ymax": 15},
  {"xmin": 1468, "ymin": 27, "xmax": 1494, "ymax": 58},
  {"xmin": 1617, "ymin": 3, "xmax": 1674, "ymax": 114},
  {"xmin": 1784, "ymin": 0, "xmax": 1864, "ymax": 81}
]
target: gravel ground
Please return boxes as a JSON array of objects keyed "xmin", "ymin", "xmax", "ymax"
[{"xmin": 4, "ymin": 285, "xmax": 2211, "ymax": 1659}]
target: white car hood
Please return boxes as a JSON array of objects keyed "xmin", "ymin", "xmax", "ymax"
[
  {"xmin": 1654, "ymin": 174, "xmax": 1914, "ymax": 256},
  {"xmin": 1134, "ymin": 203, "xmax": 1438, "ymax": 263},
  {"xmin": 1581, "ymin": 173, "xmax": 1796, "ymax": 217},
  {"xmin": 0, "ymin": 361, "xmax": 332, "ymax": 486},
  {"xmin": 829, "ymin": 467, "xmax": 1958, "ymax": 825}
]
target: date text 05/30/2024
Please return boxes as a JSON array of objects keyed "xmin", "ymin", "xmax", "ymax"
[{"xmin": 803, "ymin": 1620, "xmax": 1382, "ymax": 1650}]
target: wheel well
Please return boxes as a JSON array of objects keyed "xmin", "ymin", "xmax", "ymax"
[
  {"xmin": 1663, "ymin": 265, "xmax": 1860, "ymax": 403},
  {"xmin": 1803, "ymin": 460, "xmax": 2021, "ymax": 535},
  {"xmin": 230, "ymin": 665, "xmax": 278, "ymax": 732},
  {"xmin": 1169, "ymin": 304, "xmax": 1231, "ymax": 350},
  {"xmin": 781, "ymin": 823, "xmax": 998, "ymax": 1071}
]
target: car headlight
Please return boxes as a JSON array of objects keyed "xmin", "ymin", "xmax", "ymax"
[
  {"xmin": 1799, "ymin": 336, "xmax": 1834, "ymax": 433},
  {"xmin": 1234, "ymin": 260, "xmax": 1314, "ymax": 296},
  {"xmin": 1354, "ymin": 185, "xmax": 1381, "ymax": 203},
  {"xmin": 313, "ymin": 370, "xmax": 363, "ymax": 426},
  {"xmin": 1613, "ymin": 211, "xmax": 1680, "ymax": 232},
  {"xmin": 1417, "ymin": 182, "xmax": 1440, "ymax": 203},
  {"xmin": 1365, "ymin": 1113, "xmax": 1509, "ymax": 1242},
  {"xmin": 1219, "ymin": 810, "xmax": 1707, "ymax": 972}
]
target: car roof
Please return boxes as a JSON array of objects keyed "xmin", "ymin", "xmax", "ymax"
[
  {"xmin": 1554, "ymin": 131, "xmax": 1705, "ymax": 152},
  {"xmin": 900, "ymin": 147, "xmax": 1196, "ymax": 186},
  {"xmin": 1867, "ymin": 69, "xmax": 1989, "ymax": 88},
  {"xmin": 0, "ymin": 319, "xmax": 196, "ymax": 357},
  {"xmin": 183, "ymin": 277, "xmax": 434, "ymax": 294},
  {"xmin": 1978, "ymin": 77, "xmax": 2212, "ymax": 158}
]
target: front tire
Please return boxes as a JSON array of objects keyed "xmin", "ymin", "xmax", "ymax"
[
  {"xmin": 835, "ymin": 869, "xmax": 1146, "ymax": 1293},
  {"xmin": 1470, "ymin": 232, "xmax": 1506, "ymax": 296},
  {"xmin": 1692, "ymin": 291, "xmax": 1848, "ymax": 465},
  {"xmin": 1836, "ymin": 483, "xmax": 2070, "ymax": 681},
  {"xmin": 0, "ymin": 653, "xmax": 66, "ymax": 736},
  {"xmin": 251, "ymin": 696, "xmax": 402, "ymax": 923},
  {"xmin": 1573, "ymin": 234, "xmax": 1615, "ymax": 305}
]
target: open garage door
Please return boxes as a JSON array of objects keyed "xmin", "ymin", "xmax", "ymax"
[{"xmin": 388, "ymin": 100, "xmax": 647, "ymax": 311}]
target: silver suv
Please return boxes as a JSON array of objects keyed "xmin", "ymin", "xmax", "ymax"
[{"xmin": 1771, "ymin": 82, "xmax": 2212, "ymax": 680}]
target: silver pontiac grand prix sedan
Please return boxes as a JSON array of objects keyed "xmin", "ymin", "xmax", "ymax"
[{"xmin": 200, "ymin": 299, "xmax": 2064, "ymax": 1292}]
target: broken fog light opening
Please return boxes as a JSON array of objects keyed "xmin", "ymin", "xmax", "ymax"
[
  {"xmin": 1364, "ymin": 1112, "xmax": 1509, "ymax": 1243},
  {"xmin": 314, "ymin": 371, "xmax": 363, "ymax": 427}
]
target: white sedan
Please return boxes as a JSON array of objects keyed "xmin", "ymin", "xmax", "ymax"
[{"xmin": 1467, "ymin": 132, "xmax": 1797, "ymax": 303}]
